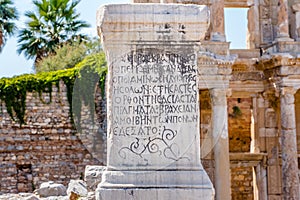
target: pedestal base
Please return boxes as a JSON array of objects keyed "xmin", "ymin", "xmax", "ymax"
[
  {"xmin": 96, "ymin": 188, "xmax": 214, "ymax": 200},
  {"xmin": 96, "ymin": 170, "xmax": 214, "ymax": 200}
]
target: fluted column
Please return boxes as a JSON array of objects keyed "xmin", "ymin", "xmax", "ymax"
[
  {"xmin": 210, "ymin": 89, "xmax": 231, "ymax": 200},
  {"xmin": 280, "ymin": 87, "xmax": 300, "ymax": 200},
  {"xmin": 210, "ymin": 0, "xmax": 226, "ymax": 42},
  {"xmin": 276, "ymin": 0, "xmax": 293, "ymax": 41}
]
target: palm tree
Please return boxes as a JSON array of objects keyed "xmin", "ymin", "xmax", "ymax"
[
  {"xmin": 17, "ymin": 0, "xmax": 89, "ymax": 64},
  {"xmin": 0, "ymin": 0, "xmax": 18, "ymax": 52}
]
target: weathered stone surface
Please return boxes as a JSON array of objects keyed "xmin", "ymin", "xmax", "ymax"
[
  {"xmin": 24, "ymin": 195, "xmax": 39, "ymax": 200},
  {"xmin": 0, "ymin": 193, "xmax": 41, "ymax": 200},
  {"xmin": 98, "ymin": 3, "xmax": 210, "ymax": 170},
  {"xmin": 97, "ymin": 3, "xmax": 214, "ymax": 200},
  {"xmin": 97, "ymin": 188, "xmax": 213, "ymax": 200},
  {"xmin": 84, "ymin": 166, "xmax": 106, "ymax": 191},
  {"xmin": 87, "ymin": 192, "xmax": 96, "ymax": 200},
  {"xmin": 97, "ymin": 4, "xmax": 210, "ymax": 44},
  {"xmin": 210, "ymin": 0, "xmax": 225, "ymax": 41},
  {"xmin": 276, "ymin": 0, "xmax": 293, "ymax": 40},
  {"xmin": 0, "ymin": 82, "xmax": 103, "ymax": 193},
  {"xmin": 210, "ymin": 89, "xmax": 231, "ymax": 200},
  {"xmin": 35, "ymin": 182, "xmax": 67, "ymax": 197},
  {"xmin": 280, "ymin": 87, "xmax": 300, "ymax": 200},
  {"xmin": 292, "ymin": 3, "xmax": 300, "ymax": 13},
  {"xmin": 267, "ymin": 166, "xmax": 282, "ymax": 194},
  {"xmin": 66, "ymin": 180, "xmax": 88, "ymax": 198}
]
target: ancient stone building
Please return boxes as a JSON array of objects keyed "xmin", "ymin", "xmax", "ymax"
[{"xmin": 1, "ymin": 0, "xmax": 300, "ymax": 200}]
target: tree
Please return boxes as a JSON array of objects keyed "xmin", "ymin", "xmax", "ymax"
[
  {"xmin": 36, "ymin": 37, "xmax": 102, "ymax": 73},
  {"xmin": 17, "ymin": 0, "xmax": 89, "ymax": 64},
  {"xmin": 0, "ymin": 0, "xmax": 18, "ymax": 52}
]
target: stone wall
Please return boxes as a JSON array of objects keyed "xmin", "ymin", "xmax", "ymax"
[
  {"xmin": 200, "ymin": 91, "xmax": 254, "ymax": 199},
  {"xmin": 231, "ymin": 166, "xmax": 254, "ymax": 200},
  {"xmin": 0, "ymin": 82, "xmax": 103, "ymax": 193},
  {"xmin": 228, "ymin": 98, "xmax": 254, "ymax": 200},
  {"xmin": 228, "ymin": 98, "xmax": 252, "ymax": 153}
]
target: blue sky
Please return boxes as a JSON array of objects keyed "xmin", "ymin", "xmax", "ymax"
[{"xmin": 0, "ymin": 1, "xmax": 247, "ymax": 78}]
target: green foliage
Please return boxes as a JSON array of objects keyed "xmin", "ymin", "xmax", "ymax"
[
  {"xmin": 0, "ymin": 52, "xmax": 107, "ymax": 125},
  {"xmin": 36, "ymin": 42, "xmax": 87, "ymax": 73},
  {"xmin": 231, "ymin": 106, "xmax": 242, "ymax": 118},
  {"xmin": 0, "ymin": 68, "xmax": 77, "ymax": 124},
  {"xmin": 36, "ymin": 38, "xmax": 103, "ymax": 73},
  {"xmin": 72, "ymin": 52, "xmax": 107, "ymax": 130},
  {"xmin": 0, "ymin": 0, "xmax": 18, "ymax": 51},
  {"xmin": 17, "ymin": 0, "xmax": 89, "ymax": 63}
]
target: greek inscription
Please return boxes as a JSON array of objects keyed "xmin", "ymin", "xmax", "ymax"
[{"xmin": 112, "ymin": 50, "xmax": 198, "ymax": 160}]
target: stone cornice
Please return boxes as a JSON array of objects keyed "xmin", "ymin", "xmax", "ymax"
[
  {"xmin": 197, "ymin": 50, "xmax": 235, "ymax": 89},
  {"xmin": 97, "ymin": 4, "xmax": 210, "ymax": 45}
]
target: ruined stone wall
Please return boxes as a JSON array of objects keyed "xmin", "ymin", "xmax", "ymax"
[{"xmin": 0, "ymin": 82, "xmax": 104, "ymax": 193}]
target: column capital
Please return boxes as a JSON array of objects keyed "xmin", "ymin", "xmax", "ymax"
[
  {"xmin": 280, "ymin": 86, "xmax": 297, "ymax": 96},
  {"xmin": 280, "ymin": 87, "xmax": 296, "ymax": 109}
]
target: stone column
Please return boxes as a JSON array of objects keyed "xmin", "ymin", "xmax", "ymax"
[
  {"xmin": 276, "ymin": 0, "xmax": 293, "ymax": 41},
  {"xmin": 280, "ymin": 87, "xmax": 300, "ymax": 200},
  {"xmin": 97, "ymin": 4, "xmax": 214, "ymax": 200},
  {"xmin": 210, "ymin": 89, "xmax": 231, "ymax": 200},
  {"xmin": 292, "ymin": 3, "xmax": 300, "ymax": 41},
  {"xmin": 210, "ymin": 0, "xmax": 226, "ymax": 42}
]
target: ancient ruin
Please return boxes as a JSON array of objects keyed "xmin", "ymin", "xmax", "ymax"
[
  {"xmin": 97, "ymin": 4, "xmax": 215, "ymax": 199},
  {"xmin": 1, "ymin": 0, "xmax": 300, "ymax": 200}
]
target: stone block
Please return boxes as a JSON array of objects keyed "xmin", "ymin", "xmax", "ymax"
[
  {"xmin": 267, "ymin": 166, "xmax": 282, "ymax": 195},
  {"xmin": 268, "ymin": 195, "xmax": 282, "ymax": 200},
  {"xmin": 259, "ymin": 5, "xmax": 270, "ymax": 19},
  {"xmin": 84, "ymin": 166, "xmax": 106, "ymax": 191},
  {"xmin": 265, "ymin": 109, "xmax": 277, "ymax": 128},
  {"xmin": 260, "ymin": 19, "xmax": 273, "ymax": 44},
  {"xmin": 97, "ymin": 188, "xmax": 214, "ymax": 200},
  {"xmin": 24, "ymin": 195, "xmax": 39, "ymax": 200},
  {"xmin": 265, "ymin": 128, "xmax": 278, "ymax": 137},
  {"xmin": 259, "ymin": 137, "xmax": 267, "ymax": 152},
  {"xmin": 292, "ymin": 3, "xmax": 300, "ymax": 12},
  {"xmin": 67, "ymin": 180, "xmax": 88, "ymax": 198},
  {"xmin": 97, "ymin": 4, "xmax": 210, "ymax": 44},
  {"xmin": 266, "ymin": 137, "xmax": 279, "ymax": 161},
  {"xmin": 35, "ymin": 181, "xmax": 67, "ymax": 197},
  {"xmin": 259, "ymin": 128, "xmax": 266, "ymax": 137}
]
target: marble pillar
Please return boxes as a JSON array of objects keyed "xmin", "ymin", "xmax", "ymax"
[
  {"xmin": 96, "ymin": 4, "xmax": 214, "ymax": 200},
  {"xmin": 280, "ymin": 87, "xmax": 300, "ymax": 200},
  {"xmin": 210, "ymin": 89, "xmax": 231, "ymax": 200}
]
